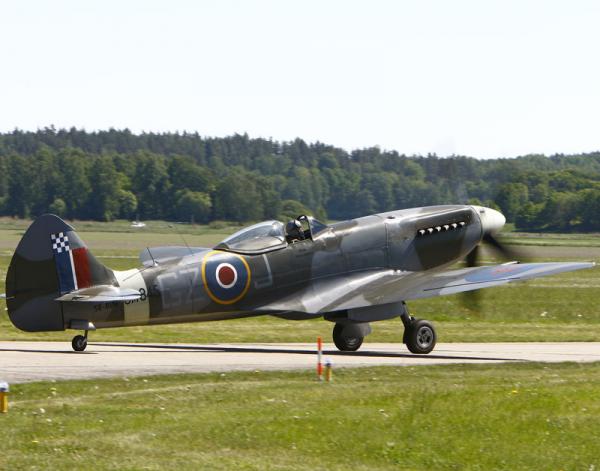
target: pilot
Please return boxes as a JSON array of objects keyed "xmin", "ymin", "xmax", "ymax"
[{"xmin": 286, "ymin": 219, "xmax": 305, "ymax": 242}]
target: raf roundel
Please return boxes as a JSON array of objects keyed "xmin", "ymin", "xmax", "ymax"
[{"xmin": 202, "ymin": 251, "xmax": 251, "ymax": 304}]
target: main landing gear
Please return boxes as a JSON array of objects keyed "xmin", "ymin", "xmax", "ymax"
[
  {"xmin": 330, "ymin": 304, "xmax": 437, "ymax": 354},
  {"xmin": 332, "ymin": 323, "xmax": 363, "ymax": 351},
  {"xmin": 400, "ymin": 309, "xmax": 436, "ymax": 354},
  {"xmin": 72, "ymin": 331, "xmax": 88, "ymax": 352}
]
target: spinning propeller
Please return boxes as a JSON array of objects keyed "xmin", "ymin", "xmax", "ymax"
[{"xmin": 461, "ymin": 207, "xmax": 525, "ymax": 311}]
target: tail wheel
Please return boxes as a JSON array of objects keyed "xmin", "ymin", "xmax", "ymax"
[
  {"xmin": 332, "ymin": 323, "xmax": 364, "ymax": 352},
  {"xmin": 405, "ymin": 319, "xmax": 436, "ymax": 354}
]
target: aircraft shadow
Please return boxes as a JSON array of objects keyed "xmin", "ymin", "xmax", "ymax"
[
  {"xmin": 0, "ymin": 347, "xmax": 98, "ymax": 354},
  {"xmin": 91, "ymin": 343, "xmax": 521, "ymax": 362}
]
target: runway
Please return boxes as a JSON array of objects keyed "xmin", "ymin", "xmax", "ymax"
[{"xmin": 1, "ymin": 341, "xmax": 600, "ymax": 383}]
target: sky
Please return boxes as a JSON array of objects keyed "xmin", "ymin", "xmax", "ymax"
[{"xmin": 1, "ymin": 0, "xmax": 599, "ymax": 158}]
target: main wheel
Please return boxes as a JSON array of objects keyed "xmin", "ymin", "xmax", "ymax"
[
  {"xmin": 332, "ymin": 323, "xmax": 364, "ymax": 352},
  {"xmin": 405, "ymin": 319, "xmax": 436, "ymax": 354},
  {"xmin": 72, "ymin": 335, "xmax": 87, "ymax": 352}
]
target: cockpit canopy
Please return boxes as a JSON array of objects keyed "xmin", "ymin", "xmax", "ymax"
[
  {"xmin": 214, "ymin": 216, "xmax": 329, "ymax": 255},
  {"xmin": 215, "ymin": 220, "xmax": 286, "ymax": 254}
]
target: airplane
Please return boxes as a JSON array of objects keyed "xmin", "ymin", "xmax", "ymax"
[{"xmin": 2, "ymin": 205, "xmax": 594, "ymax": 354}]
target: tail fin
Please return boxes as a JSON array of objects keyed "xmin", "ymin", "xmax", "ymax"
[{"xmin": 6, "ymin": 214, "xmax": 116, "ymax": 331}]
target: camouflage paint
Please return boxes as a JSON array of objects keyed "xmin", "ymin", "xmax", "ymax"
[{"xmin": 4, "ymin": 207, "xmax": 594, "ymax": 333}]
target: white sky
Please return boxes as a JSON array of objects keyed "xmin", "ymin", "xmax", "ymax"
[{"xmin": 1, "ymin": 0, "xmax": 599, "ymax": 158}]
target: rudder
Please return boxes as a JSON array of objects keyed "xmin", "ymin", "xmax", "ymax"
[{"xmin": 6, "ymin": 214, "xmax": 116, "ymax": 331}]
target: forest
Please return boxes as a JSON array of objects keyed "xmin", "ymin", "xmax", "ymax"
[{"xmin": 1, "ymin": 127, "xmax": 600, "ymax": 231}]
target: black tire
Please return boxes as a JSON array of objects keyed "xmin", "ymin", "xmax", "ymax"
[
  {"xmin": 332, "ymin": 323, "xmax": 364, "ymax": 352},
  {"xmin": 405, "ymin": 319, "xmax": 436, "ymax": 354},
  {"xmin": 72, "ymin": 335, "xmax": 87, "ymax": 352}
]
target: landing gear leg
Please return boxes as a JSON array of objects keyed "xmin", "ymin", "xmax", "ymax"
[
  {"xmin": 400, "ymin": 303, "xmax": 436, "ymax": 354},
  {"xmin": 72, "ymin": 330, "xmax": 88, "ymax": 352}
]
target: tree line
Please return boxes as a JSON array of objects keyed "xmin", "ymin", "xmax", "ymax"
[{"xmin": 1, "ymin": 127, "xmax": 600, "ymax": 231}]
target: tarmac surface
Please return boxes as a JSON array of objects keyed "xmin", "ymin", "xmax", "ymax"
[{"xmin": 1, "ymin": 341, "xmax": 600, "ymax": 383}]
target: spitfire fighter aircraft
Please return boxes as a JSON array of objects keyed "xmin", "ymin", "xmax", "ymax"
[{"xmin": 3, "ymin": 206, "xmax": 594, "ymax": 354}]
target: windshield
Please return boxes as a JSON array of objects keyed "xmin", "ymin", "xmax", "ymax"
[
  {"xmin": 306, "ymin": 216, "xmax": 328, "ymax": 237},
  {"xmin": 215, "ymin": 220, "xmax": 287, "ymax": 254}
]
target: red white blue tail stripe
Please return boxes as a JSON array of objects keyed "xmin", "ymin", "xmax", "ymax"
[{"xmin": 51, "ymin": 232, "xmax": 92, "ymax": 295}]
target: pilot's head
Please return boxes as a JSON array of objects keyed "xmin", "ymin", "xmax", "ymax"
[{"xmin": 286, "ymin": 219, "xmax": 302, "ymax": 235}]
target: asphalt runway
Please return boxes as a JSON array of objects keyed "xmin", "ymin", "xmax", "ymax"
[{"xmin": 1, "ymin": 341, "xmax": 600, "ymax": 383}]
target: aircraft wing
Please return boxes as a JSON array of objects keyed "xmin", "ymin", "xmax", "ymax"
[
  {"xmin": 399, "ymin": 262, "xmax": 595, "ymax": 300},
  {"xmin": 257, "ymin": 262, "xmax": 594, "ymax": 314}
]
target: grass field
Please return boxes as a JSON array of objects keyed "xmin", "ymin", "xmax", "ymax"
[
  {"xmin": 1, "ymin": 220, "xmax": 600, "ymax": 344},
  {"xmin": 2, "ymin": 220, "xmax": 600, "ymax": 470},
  {"xmin": 1, "ymin": 363, "xmax": 599, "ymax": 470},
  {"xmin": 501, "ymin": 231, "xmax": 600, "ymax": 247}
]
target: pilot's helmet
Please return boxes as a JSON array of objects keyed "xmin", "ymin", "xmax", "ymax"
[{"xmin": 286, "ymin": 219, "xmax": 302, "ymax": 234}]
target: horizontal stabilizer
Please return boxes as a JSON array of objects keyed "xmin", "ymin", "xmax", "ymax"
[{"xmin": 55, "ymin": 285, "xmax": 141, "ymax": 302}]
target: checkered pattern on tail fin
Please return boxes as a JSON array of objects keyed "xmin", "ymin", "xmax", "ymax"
[{"xmin": 51, "ymin": 232, "xmax": 70, "ymax": 254}]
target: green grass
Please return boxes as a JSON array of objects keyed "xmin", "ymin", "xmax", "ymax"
[
  {"xmin": 0, "ymin": 216, "xmax": 244, "ymax": 234},
  {"xmin": 2, "ymin": 221, "xmax": 600, "ymax": 470},
  {"xmin": 501, "ymin": 236, "xmax": 600, "ymax": 247},
  {"xmin": 0, "ymin": 226, "xmax": 233, "ymax": 254},
  {"xmin": 1, "ymin": 363, "xmax": 600, "ymax": 470}
]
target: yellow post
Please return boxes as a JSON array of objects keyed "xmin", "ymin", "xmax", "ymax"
[
  {"xmin": 0, "ymin": 382, "xmax": 8, "ymax": 413},
  {"xmin": 324, "ymin": 359, "xmax": 332, "ymax": 382}
]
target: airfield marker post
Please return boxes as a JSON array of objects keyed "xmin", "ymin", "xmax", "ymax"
[
  {"xmin": 325, "ymin": 359, "xmax": 332, "ymax": 382},
  {"xmin": 0, "ymin": 382, "xmax": 8, "ymax": 413},
  {"xmin": 317, "ymin": 337, "xmax": 323, "ymax": 381}
]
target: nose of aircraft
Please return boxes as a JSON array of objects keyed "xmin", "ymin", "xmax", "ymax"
[{"xmin": 471, "ymin": 205, "xmax": 506, "ymax": 235}]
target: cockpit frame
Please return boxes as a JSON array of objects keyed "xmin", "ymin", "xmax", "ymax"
[{"xmin": 214, "ymin": 215, "xmax": 329, "ymax": 255}]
